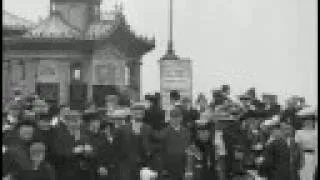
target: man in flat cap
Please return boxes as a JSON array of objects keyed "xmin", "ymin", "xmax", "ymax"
[
  {"xmin": 12, "ymin": 141, "xmax": 55, "ymax": 180},
  {"xmin": 192, "ymin": 119, "xmax": 216, "ymax": 180},
  {"xmin": 180, "ymin": 98, "xmax": 200, "ymax": 130},
  {"xmin": 155, "ymin": 107, "xmax": 191, "ymax": 180},
  {"xmin": 50, "ymin": 110, "xmax": 96, "ymax": 180},
  {"xmin": 113, "ymin": 103, "xmax": 152, "ymax": 180},
  {"xmin": 3, "ymin": 119, "xmax": 38, "ymax": 179},
  {"xmin": 259, "ymin": 122, "xmax": 291, "ymax": 180},
  {"xmin": 95, "ymin": 120, "xmax": 117, "ymax": 180}
]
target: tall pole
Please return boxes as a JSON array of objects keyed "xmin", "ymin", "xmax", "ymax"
[{"xmin": 167, "ymin": 0, "xmax": 174, "ymax": 55}]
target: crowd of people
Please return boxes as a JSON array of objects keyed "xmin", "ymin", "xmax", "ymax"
[{"xmin": 2, "ymin": 86, "xmax": 318, "ymax": 180}]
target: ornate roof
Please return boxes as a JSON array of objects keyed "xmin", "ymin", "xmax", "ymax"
[
  {"xmin": 52, "ymin": 0, "xmax": 101, "ymax": 4},
  {"xmin": 5, "ymin": 9, "xmax": 155, "ymax": 56},
  {"xmin": 85, "ymin": 21, "xmax": 117, "ymax": 40},
  {"xmin": 23, "ymin": 11, "xmax": 81, "ymax": 39},
  {"xmin": 3, "ymin": 10, "xmax": 35, "ymax": 30}
]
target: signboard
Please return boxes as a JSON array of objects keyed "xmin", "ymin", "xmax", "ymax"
[{"xmin": 159, "ymin": 59, "xmax": 193, "ymax": 110}]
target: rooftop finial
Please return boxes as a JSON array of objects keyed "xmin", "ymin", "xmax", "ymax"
[{"xmin": 168, "ymin": 0, "xmax": 174, "ymax": 55}]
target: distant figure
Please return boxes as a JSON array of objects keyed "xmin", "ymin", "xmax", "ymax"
[
  {"xmin": 156, "ymin": 108, "xmax": 191, "ymax": 180},
  {"xmin": 14, "ymin": 141, "xmax": 55, "ymax": 180},
  {"xmin": 295, "ymin": 117, "xmax": 317, "ymax": 180},
  {"xmin": 260, "ymin": 126, "xmax": 291, "ymax": 180},
  {"xmin": 113, "ymin": 104, "xmax": 152, "ymax": 180}
]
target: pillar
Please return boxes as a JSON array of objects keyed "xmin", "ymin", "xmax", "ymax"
[
  {"xmin": 25, "ymin": 59, "xmax": 37, "ymax": 94},
  {"xmin": 2, "ymin": 60, "xmax": 10, "ymax": 103},
  {"xmin": 58, "ymin": 61, "xmax": 70, "ymax": 106},
  {"xmin": 129, "ymin": 60, "xmax": 142, "ymax": 101}
]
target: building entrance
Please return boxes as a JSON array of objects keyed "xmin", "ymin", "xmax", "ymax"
[
  {"xmin": 36, "ymin": 83, "xmax": 59, "ymax": 109},
  {"xmin": 70, "ymin": 81, "xmax": 87, "ymax": 111}
]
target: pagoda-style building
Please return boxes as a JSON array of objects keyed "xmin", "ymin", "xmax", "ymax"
[{"xmin": 3, "ymin": 0, "xmax": 155, "ymax": 110}]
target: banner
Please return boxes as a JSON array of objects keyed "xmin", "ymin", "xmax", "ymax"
[{"xmin": 159, "ymin": 59, "xmax": 193, "ymax": 109}]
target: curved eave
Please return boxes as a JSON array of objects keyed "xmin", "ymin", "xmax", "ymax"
[
  {"xmin": 107, "ymin": 21, "xmax": 155, "ymax": 58},
  {"xmin": 3, "ymin": 38, "xmax": 97, "ymax": 51},
  {"xmin": 3, "ymin": 29, "xmax": 28, "ymax": 37}
]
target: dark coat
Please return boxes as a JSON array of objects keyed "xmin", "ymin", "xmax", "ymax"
[
  {"xmin": 90, "ymin": 132, "xmax": 117, "ymax": 180},
  {"xmin": 3, "ymin": 138, "xmax": 33, "ymax": 177},
  {"xmin": 156, "ymin": 126, "xmax": 191, "ymax": 179},
  {"xmin": 260, "ymin": 138, "xmax": 291, "ymax": 180},
  {"xmin": 289, "ymin": 141, "xmax": 304, "ymax": 180},
  {"xmin": 14, "ymin": 162, "xmax": 55, "ymax": 180},
  {"xmin": 144, "ymin": 108, "xmax": 166, "ymax": 130},
  {"xmin": 50, "ymin": 125, "xmax": 96, "ymax": 180},
  {"xmin": 113, "ymin": 123, "xmax": 152, "ymax": 180},
  {"xmin": 194, "ymin": 141, "xmax": 216, "ymax": 180},
  {"xmin": 182, "ymin": 108, "xmax": 200, "ymax": 128},
  {"xmin": 34, "ymin": 128, "xmax": 55, "ymax": 164},
  {"xmin": 223, "ymin": 122, "xmax": 249, "ymax": 176}
]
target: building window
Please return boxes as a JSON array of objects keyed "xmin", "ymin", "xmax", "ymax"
[
  {"xmin": 74, "ymin": 69, "xmax": 81, "ymax": 80},
  {"xmin": 51, "ymin": 2, "xmax": 56, "ymax": 12},
  {"xmin": 71, "ymin": 63, "xmax": 81, "ymax": 81},
  {"xmin": 95, "ymin": 5, "xmax": 100, "ymax": 19}
]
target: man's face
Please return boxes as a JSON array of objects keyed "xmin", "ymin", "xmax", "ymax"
[
  {"xmin": 19, "ymin": 125, "xmax": 34, "ymax": 141},
  {"xmin": 30, "ymin": 143, "xmax": 45, "ymax": 162},
  {"xmin": 89, "ymin": 120, "xmax": 101, "ymax": 133},
  {"xmin": 170, "ymin": 115, "xmax": 182, "ymax": 127}
]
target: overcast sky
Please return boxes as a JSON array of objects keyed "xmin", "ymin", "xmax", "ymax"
[{"xmin": 4, "ymin": 0, "xmax": 318, "ymax": 106}]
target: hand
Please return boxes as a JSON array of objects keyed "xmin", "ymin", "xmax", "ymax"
[
  {"xmin": 73, "ymin": 145, "xmax": 84, "ymax": 154},
  {"xmin": 98, "ymin": 167, "xmax": 108, "ymax": 176}
]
